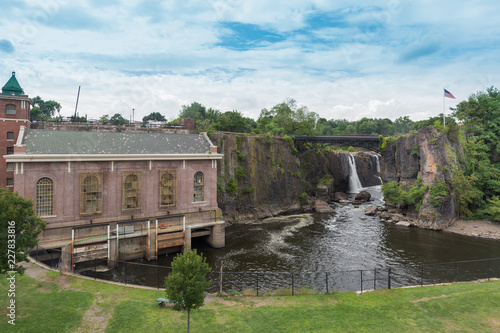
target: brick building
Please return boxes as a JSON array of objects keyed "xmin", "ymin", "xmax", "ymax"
[
  {"xmin": 0, "ymin": 72, "xmax": 31, "ymax": 189},
  {"xmin": 6, "ymin": 128, "xmax": 224, "ymax": 253},
  {"xmin": 2, "ymin": 73, "xmax": 225, "ymax": 259}
]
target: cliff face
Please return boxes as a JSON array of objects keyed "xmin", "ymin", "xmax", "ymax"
[
  {"xmin": 211, "ymin": 133, "xmax": 380, "ymax": 222},
  {"xmin": 380, "ymin": 127, "xmax": 464, "ymax": 229}
]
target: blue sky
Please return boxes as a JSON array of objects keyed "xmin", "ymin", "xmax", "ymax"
[{"xmin": 1, "ymin": 0, "xmax": 499, "ymax": 122}]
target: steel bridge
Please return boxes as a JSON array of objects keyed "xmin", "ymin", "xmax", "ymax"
[{"xmin": 294, "ymin": 135, "xmax": 381, "ymax": 155}]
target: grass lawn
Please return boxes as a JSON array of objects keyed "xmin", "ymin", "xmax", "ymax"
[{"xmin": 1, "ymin": 264, "xmax": 500, "ymax": 332}]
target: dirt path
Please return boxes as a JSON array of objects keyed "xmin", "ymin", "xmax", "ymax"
[{"xmin": 444, "ymin": 220, "xmax": 500, "ymax": 240}]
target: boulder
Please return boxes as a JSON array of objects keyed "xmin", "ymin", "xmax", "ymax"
[
  {"xmin": 333, "ymin": 192, "xmax": 350, "ymax": 202},
  {"xmin": 315, "ymin": 185, "xmax": 330, "ymax": 202},
  {"xmin": 354, "ymin": 191, "xmax": 371, "ymax": 202},
  {"xmin": 396, "ymin": 221, "xmax": 411, "ymax": 227},
  {"xmin": 365, "ymin": 206, "xmax": 378, "ymax": 216},
  {"xmin": 314, "ymin": 200, "xmax": 334, "ymax": 213},
  {"xmin": 352, "ymin": 200, "xmax": 363, "ymax": 206}
]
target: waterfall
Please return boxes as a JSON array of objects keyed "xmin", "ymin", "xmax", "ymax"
[
  {"xmin": 374, "ymin": 154, "xmax": 383, "ymax": 185},
  {"xmin": 347, "ymin": 153, "xmax": 363, "ymax": 193}
]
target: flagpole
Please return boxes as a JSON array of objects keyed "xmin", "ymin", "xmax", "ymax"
[{"xmin": 443, "ymin": 89, "xmax": 446, "ymax": 128}]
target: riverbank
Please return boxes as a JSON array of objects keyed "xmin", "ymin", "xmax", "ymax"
[{"xmin": 444, "ymin": 220, "xmax": 500, "ymax": 240}]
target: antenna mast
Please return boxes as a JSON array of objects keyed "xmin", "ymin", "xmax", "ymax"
[{"xmin": 74, "ymin": 86, "xmax": 81, "ymax": 119}]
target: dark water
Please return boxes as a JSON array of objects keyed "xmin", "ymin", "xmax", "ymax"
[{"xmin": 85, "ymin": 185, "xmax": 500, "ymax": 292}]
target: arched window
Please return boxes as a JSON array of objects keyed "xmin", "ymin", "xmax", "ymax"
[
  {"xmin": 194, "ymin": 172, "xmax": 204, "ymax": 202},
  {"xmin": 36, "ymin": 177, "xmax": 53, "ymax": 216},
  {"xmin": 122, "ymin": 172, "xmax": 141, "ymax": 210},
  {"xmin": 159, "ymin": 170, "xmax": 176, "ymax": 207},
  {"xmin": 80, "ymin": 173, "xmax": 103, "ymax": 215}
]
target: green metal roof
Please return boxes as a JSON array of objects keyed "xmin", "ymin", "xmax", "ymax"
[
  {"xmin": 2, "ymin": 72, "xmax": 24, "ymax": 95},
  {"xmin": 22, "ymin": 130, "xmax": 212, "ymax": 155}
]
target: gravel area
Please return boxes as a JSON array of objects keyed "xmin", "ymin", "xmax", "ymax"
[{"xmin": 444, "ymin": 220, "xmax": 500, "ymax": 240}]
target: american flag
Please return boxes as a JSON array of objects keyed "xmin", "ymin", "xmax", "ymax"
[{"xmin": 444, "ymin": 89, "xmax": 456, "ymax": 99}]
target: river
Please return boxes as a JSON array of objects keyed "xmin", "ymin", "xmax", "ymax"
[{"xmin": 85, "ymin": 185, "xmax": 500, "ymax": 292}]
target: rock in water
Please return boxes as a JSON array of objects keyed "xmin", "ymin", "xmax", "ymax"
[{"xmin": 355, "ymin": 191, "xmax": 371, "ymax": 202}]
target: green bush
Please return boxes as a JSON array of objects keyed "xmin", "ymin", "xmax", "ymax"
[
  {"xmin": 429, "ymin": 179, "xmax": 448, "ymax": 207},
  {"xmin": 484, "ymin": 196, "xmax": 500, "ymax": 221},
  {"xmin": 241, "ymin": 187, "xmax": 255, "ymax": 195},
  {"xmin": 381, "ymin": 181, "xmax": 408, "ymax": 208},
  {"xmin": 226, "ymin": 178, "xmax": 238, "ymax": 195},
  {"xmin": 235, "ymin": 166, "xmax": 247, "ymax": 180},
  {"xmin": 297, "ymin": 192, "xmax": 309, "ymax": 206},
  {"xmin": 407, "ymin": 179, "xmax": 428, "ymax": 212}
]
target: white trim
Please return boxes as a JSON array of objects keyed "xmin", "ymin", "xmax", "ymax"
[
  {"xmin": 20, "ymin": 162, "xmax": 23, "ymax": 174},
  {"xmin": 16, "ymin": 126, "xmax": 26, "ymax": 147},
  {"xmin": 149, "ymin": 160, "xmax": 152, "ymax": 170},
  {"xmin": 4, "ymin": 153, "xmax": 224, "ymax": 163},
  {"xmin": 68, "ymin": 161, "xmax": 71, "ymax": 173},
  {"xmin": 0, "ymin": 118, "xmax": 30, "ymax": 123}
]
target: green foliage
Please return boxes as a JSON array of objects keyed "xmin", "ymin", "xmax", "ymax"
[
  {"xmin": 235, "ymin": 166, "xmax": 247, "ymax": 180},
  {"xmin": 411, "ymin": 145, "xmax": 420, "ymax": 157},
  {"xmin": 256, "ymin": 99, "xmax": 322, "ymax": 136},
  {"xmin": 484, "ymin": 196, "xmax": 500, "ymax": 221},
  {"xmin": 164, "ymin": 250, "xmax": 211, "ymax": 332},
  {"xmin": 241, "ymin": 187, "xmax": 255, "ymax": 195},
  {"xmin": 382, "ymin": 179, "xmax": 428, "ymax": 212},
  {"xmin": 31, "ymin": 96, "xmax": 62, "ymax": 121},
  {"xmin": 318, "ymin": 174, "xmax": 332, "ymax": 186},
  {"xmin": 429, "ymin": 180, "xmax": 449, "ymax": 207},
  {"xmin": 297, "ymin": 192, "xmax": 309, "ymax": 206},
  {"xmin": 225, "ymin": 178, "xmax": 238, "ymax": 195},
  {"xmin": 0, "ymin": 188, "xmax": 46, "ymax": 274},
  {"xmin": 110, "ymin": 113, "xmax": 128, "ymax": 125},
  {"xmin": 380, "ymin": 136, "xmax": 395, "ymax": 152},
  {"xmin": 264, "ymin": 132, "xmax": 274, "ymax": 145},
  {"xmin": 347, "ymin": 146, "xmax": 355, "ymax": 152},
  {"xmin": 450, "ymin": 169, "xmax": 480, "ymax": 218},
  {"xmin": 407, "ymin": 179, "xmax": 428, "ymax": 212},
  {"xmin": 142, "ymin": 111, "xmax": 166, "ymax": 123},
  {"xmin": 381, "ymin": 181, "xmax": 408, "ymax": 208}
]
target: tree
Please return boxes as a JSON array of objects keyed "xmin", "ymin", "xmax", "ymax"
[
  {"xmin": 0, "ymin": 189, "xmax": 46, "ymax": 275},
  {"xmin": 256, "ymin": 99, "xmax": 322, "ymax": 136},
  {"xmin": 31, "ymin": 96, "xmax": 62, "ymax": 121},
  {"xmin": 165, "ymin": 250, "xmax": 211, "ymax": 333},
  {"xmin": 142, "ymin": 112, "xmax": 166, "ymax": 123},
  {"xmin": 179, "ymin": 102, "xmax": 207, "ymax": 120},
  {"xmin": 110, "ymin": 113, "xmax": 128, "ymax": 125}
]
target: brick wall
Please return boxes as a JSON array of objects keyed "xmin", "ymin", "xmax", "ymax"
[{"xmin": 0, "ymin": 95, "xmax": 30, "ymax": 189}]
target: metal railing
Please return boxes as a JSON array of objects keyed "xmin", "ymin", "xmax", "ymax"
[{"xmin": 29, "ymin": 247, "xmax": 500, "ymax": 296}]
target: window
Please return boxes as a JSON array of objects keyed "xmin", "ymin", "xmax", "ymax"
[
  {"xmin": 7, "ymin": 132, "xmax": 14, "ymax": 141},
  {"xmin": 6, "ymin": 178, "xmax": 13, "ymax": 187},
  {"xmin": 36, "ymin": 178, "xmax": 53, "ymax": 216},
  {"xmin": 6, "ymin": 104, "xmax": 16, "ymax": 115},
  {"xmin": 80, "ymin": 173, "xmax": 103, "ymax": 215},
  {"xmin": 122, "ymin": 171, "xmax": 141, "ymax": 211},
  {"xmin": 194, "ymin": 172, "xmax": 204, "ymax": 202},
  {"xmin": 6, "ymin": 163, "xmax": 13, "ymax": 171},
  {"xmin": 159, "ymin": 170, "xmax": 176, "ymax": 207},
  {"xmin": 7, "ymin": 147, "xmax": 14, "ymax": 155}
]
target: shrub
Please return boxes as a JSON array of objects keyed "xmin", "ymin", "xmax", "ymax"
[
  {"xmin": 429, "ymin": 179, "xmax": 448, "ymax": 207},
  {"xmin": 297, "ymin": 192, "xmax": 309, "ymax": 206}
]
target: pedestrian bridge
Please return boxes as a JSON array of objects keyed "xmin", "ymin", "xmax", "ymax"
[{"xmin": 294, "ymin": 135, "xmax": 381, "ymax": 154}]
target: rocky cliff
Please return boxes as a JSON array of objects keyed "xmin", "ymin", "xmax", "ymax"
[
  {"xmin": 211, "ymin": 133, "xmax": 381, "ymax": 222},
  {"xmin": 380, "ymin": 127, "xmax": 464, "ymax": 229}
]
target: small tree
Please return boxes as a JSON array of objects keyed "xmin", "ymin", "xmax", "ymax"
[
  {"xmin": 0, "ymin": 189, "xmax": 46, "ymax": 275},
  {"xmin": 165, "ymin": 250, "xmax": 211, "ymax": 333}
]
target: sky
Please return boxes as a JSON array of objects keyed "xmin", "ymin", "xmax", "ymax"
[{"xmin": 1, "ymin": 0, "xmax": 499, "ymax": 123}]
